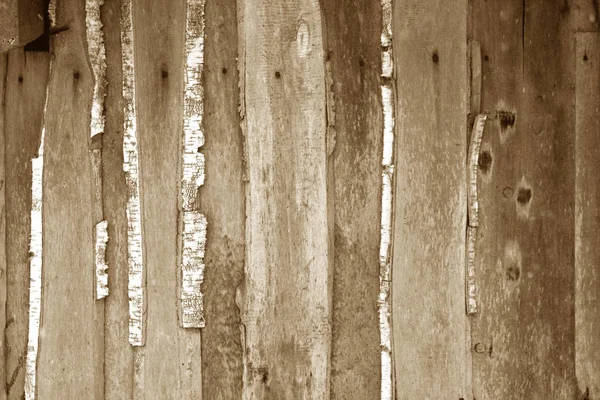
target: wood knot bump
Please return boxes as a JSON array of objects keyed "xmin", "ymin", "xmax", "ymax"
[
  {"xmin": 478, "ymin": 150, "xmax": 492, "ymax": 172},
  {"xmin": 498, "ymin": 110, "xmax": 516, "ymax": 130}
]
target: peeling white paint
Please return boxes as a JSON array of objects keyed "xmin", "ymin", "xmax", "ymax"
[
  {"xmin": 180, "ymin": 0, "xmax": 207, "ymax": 329},
  {"xmin": 466, "ymin": 226, "xmax": 477, "ymax": 314},
  {"xmin": 468, "ymin": 114, "xmax": 487, "ymax": 228},
  {"xmin": 121, "ymin": 0, "xmax": 145, "ymax": 346},
  {"xmin": 95, "ymin": 221, "xmax": 109, "ymax": 300},
  {"xmin": 379, "ymin": 0, "xmax": 394, "ymax": 397},
  {"xmin": 86, "ymin": 0, "xmax": 107, "ymax": 138}
]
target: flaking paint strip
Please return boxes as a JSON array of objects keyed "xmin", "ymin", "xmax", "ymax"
[
  {"xmin": 379, "ymin": 0, "xmax": 394, "ymax": 397},
  {"xmin": 121, "ymin": 0, "xmax": 146, "ymax": 346},
  {"xmin": 465, "ymin": 114, "xmax": 486, "ymax": 315},
  {"xmin": 24, "ymin": 5, "xmax": 56, "ymax": 397},
  {"xmin": 95, "ymin": 221, "xmax": 109, "ymax": 300},
  {"xmin": 180, "ymin": 0, "xmax": 207, "ymax": 329}
]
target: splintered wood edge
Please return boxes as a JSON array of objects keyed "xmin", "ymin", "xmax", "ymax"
[{"xmin": 95, "ymin": 220, "xmax": 109, "ymax": 300}]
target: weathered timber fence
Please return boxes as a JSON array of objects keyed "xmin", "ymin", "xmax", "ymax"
[{"xmin": 0, "ymin": 0, "xmax": 599, "ymax": 399}]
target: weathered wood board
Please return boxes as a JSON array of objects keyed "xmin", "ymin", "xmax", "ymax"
[
  {"xmin": 0, "ymin": 51, "xmax": 6, "ymax": 400},
  {"xmin": 102, "ymin": 0, "xmax": 134, "ymax": 398},
  {"xmin": 199, "ymin": 0, "xmax": 245, "ymax": 397},
  {"xmin": 0, "ymin": 0, "xmax": 44, "ymax": 52},
  {"xmin": 4, "ymin": 49, "xmax": 49, "ymax": 400},
  {"xmin": 391, "ymin": 0, "xmax": 470, "ymax": 398},
  {"xmin": 471, "ymin": 0, "xmax": 577, "ymax": 398},
  {"xmin": 321, "ymin": 0, "xmax": 382, "ymax": 398},
  {"xmin": 238, "ymin": 0, "xmax": 332, "ymax": 398},
  {"xmin": 575, "ymin": 31, "xmax": 600, "ymax": 399},
  {"xmin": 132, "ymin": 0, "xmax": 202, "ymax": 397}
]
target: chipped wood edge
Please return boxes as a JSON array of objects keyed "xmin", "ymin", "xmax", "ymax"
[
  {"xmin": 120, "ymin": 0, "xmax": 145, "ymax": 347},
  {"xmin": 179, "ymin": 0, "xmax": 207, "ymax": 329},
  {"xmin": 379, "ymin": 0, "xmax": 394, "ymax": 397}
]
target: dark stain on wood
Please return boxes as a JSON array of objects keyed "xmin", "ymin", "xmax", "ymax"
[{"xmin": 498, "ymin": 110, "xmax": 516, "ymax": 131}]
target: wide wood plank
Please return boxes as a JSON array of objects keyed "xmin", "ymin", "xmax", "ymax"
[
  {"xmin": 4, "ymin": 49, "xmax": 48, "ymax": 400},
  {"xmin": 36, "ymin": 0, "xmax": 103, "ymax": 396},
  {"xmin": 133, "ymin": 0, "xmax": 202, "ymax": 396},
  {"xmin": 102, "ymin": 0, "xmax": 134, "ymax": 397},
  {"xmin": 391, "ymin": 0, "xmax": 470, "ymax": 398},
  {"xmin": 321, "ymin": 0, "xmax": 382, "ymax": 398},
  {"xmin": 239, "ymin": 0, "xmax": 331, "ymax": 398},
  {"xmin": 471, "ymin": 1, "xmax": 577, "ymax": 398},
  {"xmin": 575, "ymin": 32, "xmax": 600, "ymax": 399},
  {"xmin": 199, "ymin": 0, "xmax": 245, "ymax": 397}
]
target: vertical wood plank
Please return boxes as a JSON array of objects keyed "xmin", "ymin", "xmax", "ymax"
[
  {"xmin": 239, "ymin": 0, "xmax": 331, "ymax": 398},
  {"xmin": 0, "ymin": 0, "xmax": 44, "ymax": 52},
  {"xmin": 102, "ymin": 0, "xmax": 134, "ymax": 397},
  {"xmin": 199, "ymin": 0, "xmax": 245, "ymax": 397},
  {"xmin": 575, "ymin": 32, "xmax": 600, "ymax": 399},
  {"xmin": 321, "ymin": 1, "xmax": 382, "ymax": 398},
  {"xmin": 4, "ymin": 50, "xmax": 48, "ymax": 400},
  {"xmin": 36, "ymin": 0, "xmax": 102, "ymax": 396},
  {"xmin": 471, "ymin": 1, "xmax": 577, "ymax": 398},
  {"xmin": 133, "ymin": 0, "xmax": 202, "ymax": 396},
  {"xmin": 391, "ymin": 0, "xmax": 470, "ymax": 398},
  {"xmin": 0, "ymin": 51, "xmax": 7, "ymax": 400}
]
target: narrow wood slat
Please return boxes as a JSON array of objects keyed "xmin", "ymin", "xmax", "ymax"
[
  {"xmin": 471, "ymin": 0, "xmax": 577, "ymax": 397},
  {"xmin": 239, "ymin": 0, "xmax": 331, "ymax": 397},
  {"xmin": 36, "ymin": 0, "xmax": 103, "ymax": 396},
  {"xmin": 321, "ymin": 0, "xmax": 382, "ymax": 398},
  {"xmin": 102, "ymin": 0, "xmax": 134, "ymax": 397},
  {"xmin": 0, "ymin": 0, "xmax": 44, "ymax": 52},
  {"xmin": 4, "ymin": 50, "xmax": 48, "ymax": 400},
  {"xmin": 133, "ymin": 0, "xmax": 202, "ymax": 396},
  {"xmin": 575, "ymin": 31, "xmax": 600, "ymax": 399},
  {"xmin": 199, "ymin": 0, "xmax": 245, "ymax": 397},
  {"xmin": 391, "ymin": 0, "xmax": 470, "ymax": 397},
  {"xmin": 0, "ymin": 51, "xmax": 7, "ymax": 400}
]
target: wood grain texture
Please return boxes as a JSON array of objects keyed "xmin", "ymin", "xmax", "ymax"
[
  {"xmin": 0, "ymin": 0, "xmax": 43, "ymax": 52},
  {"xmin": 4, "ymin": 49, "xmax": 48, "ymax": 400},
  {"xmin": 391, "ymin": 0, "xmax": 470, "ymax": 398},
  {"xmin": 0, "ymin": 51, "xmax": 7, "ymax": 400},
  {"xmin": 574, "ymin": 0, "xmax": 600, "ymax": 32},
  {"xmin": 199, "ymin": 0, "xmax": 245, "ymax": 397},
  {"xmin": 239, "ymin": 0, "xmax": 331, "ymax": 398},
  {"xmin": 575, "ymin": 32, "xmax": 600, "ymax": 399},
  {"xmin": 36, "ymin": 0, "xmax": 102, "ymax": 396},
  {"xmin": 471, "ymin": 1, "xmax": 577, "ymax": 398},
  {"xmin": 321, "ymin": 0, "xmax": 382, "ymax": 398},
  {"xmin": 102, "ymin": 0, "xmax": 134, "ymax": 397},
  {"xmin": 133, "ymin": 0, "xmax": 202, "ymax": 396}
]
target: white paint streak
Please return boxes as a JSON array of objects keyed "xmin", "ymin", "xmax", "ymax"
[
  {"xmin": 95, "ymin": 221, "xmax": 109, "ymax": 300},
  {"xmin": 180, "ymin": 0, "xmax": 207, "ymax": 329},
  {"xmin": 86, "ymin": 0, "xmax": 107, "ymax": 138},
  {"xmin": 466, "ymin": 226, "xmax": 477, "ymax": 314},
  {"xmin": 379, "ymin": 0, "xmax": 394, "ymax": 397},
  {"xmin": 121, "ymin": 0, "xmax": 145, "ymax": 346}
]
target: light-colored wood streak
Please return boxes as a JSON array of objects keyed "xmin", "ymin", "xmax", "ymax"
[
  {"xmin": 391, "ymin": 0, "xmax": 470, "ymax": 398},
  {"xmin": 4, "ymin": 50, "xmax": 49, "ymax": 400},
  {"xmin": 239, "ymin": 0, "xmax": 331, "ymax": 397},
  {"xmin": 575, "ymin": 31, "xmax": 600, "ymax": 399}
]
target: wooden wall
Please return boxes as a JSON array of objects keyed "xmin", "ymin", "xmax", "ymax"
[{"xmin": 0, "ymin": 0, "xmax": 599, "ymax": 399}]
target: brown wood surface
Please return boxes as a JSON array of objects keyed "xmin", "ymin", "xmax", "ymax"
[
  {"xmin": 0, "ymin": 0, "xmax": 43, "ymax": 52},
  {"xmin": 239, "ymin": 0, "xmax": 332, "ymax": 398},
  {"xmin": 0, "ymin": 51, "xmax": 7, "ymax": 400},
  {"xmin": 133, "ymin": 0, "xmax": 202, "ymax": 397},
  {"xmin": 575, "ymin": 31, "xmax": 600, "ymax": 399},
  {"xmin": 471, "ymin": 0, "xmax": 577, "ymax": 398},
  {"xmin": 391, "ymin": 1, "xmax": 470, "ymax": 398},
  {"xmin": 36, "ymin": 0, "xmax": 102, "ymax": 396},
  {"xmin": 102, "ymin": 0, "xmax": 134, "ymax": 397},
  {"xmin": 4, "ymin": 49, "xmax": 48, "ymax": 400},
  {"xmin": 199, "ymin": 0, "xmax": 245, "ymax": 398},
  {"xmin": 321, "ymin": 0, "xmax": 382, "ymax": 398}
]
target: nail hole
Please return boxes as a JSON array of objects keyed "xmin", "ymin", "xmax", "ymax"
[
  {"xmin": 359, "ymin": 59, "xmax": 365, "ymax": 67},
  {"xmin": 516, "ymin": 187, "xmax": 532, "ymax": 204},
  {"xmin": 222, "ymin": 67, "xmax": 227, "ymax": 74},
  {"xmin": 502, "ymin": 186, "xmax": 514, "ymax": 199},
  {"xmin": 432, "ymin": 52, "xmax": 439, "ymax": 63},
  {"xmin": 18, "ymin": 75, "xmax": 23, "ymax": 83},
  {"xmin": 73, "ymin": 71, "xmax": 80, "ymax": 80},
  {"xmin": 161, "ymin": 69, "xmax": 168, "ymax": 78},
  {"xmin": 478, "ymin": 151, "xmax": 492, "ymax": 172},
  {"xmin": 507, "ymin": 266, "xmax": 520, "ymax": 281},
  {"xmin": 583, "ymin": 54, "xmax": 589, "ymax": 62},
  {"xmin": 275, "ymin": 71, "xmax": 281, "ymax": 79},
  {"xmin": 484, "ymin": 55, "xmax": 489, "ymax": 61}
]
